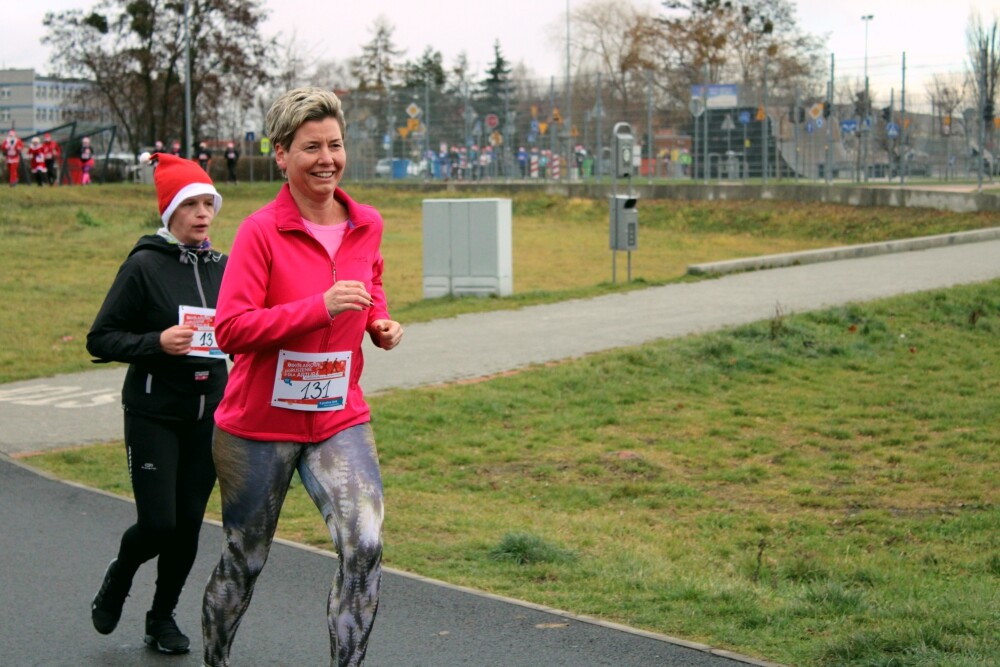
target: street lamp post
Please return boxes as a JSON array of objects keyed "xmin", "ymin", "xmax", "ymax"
[
  {"xmin": 183, "ymin": 0, "xmax": 192, "ymax": 160},
  {"xmin": 861, "ymin": 14, "xmax": 873, "ymax": 182}
]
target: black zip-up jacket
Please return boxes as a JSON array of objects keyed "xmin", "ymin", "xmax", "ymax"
[{"xmin": 87, "ymin": 234, "xmax": 228, "ymax": 421}]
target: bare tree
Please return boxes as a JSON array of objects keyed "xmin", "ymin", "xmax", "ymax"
[
  {"xmin": 570, "ymin": 0, "xmax": 661, "ymax": 116},
  {"xmin": 658, "ymin": 0, "xmax": 824, "ymax": 103},
  {"xmin": 43, "ymin": 0, "xmax": 275, "ymax": 153},
  {"xmin": 966, "ymin": 10, "xmax": 999, "ymax": 172}
]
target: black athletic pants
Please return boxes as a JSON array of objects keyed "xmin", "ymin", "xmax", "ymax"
[{"xmin": 115, "ymin": 411, "xmax": 216, "ymax": 616}]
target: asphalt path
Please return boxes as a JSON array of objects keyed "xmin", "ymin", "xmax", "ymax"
[{"xmin": 3, "ymin": 235, "xmax": 1000, "ymax": 666}]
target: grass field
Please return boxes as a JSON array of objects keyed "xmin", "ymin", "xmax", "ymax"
[
  {"xmin": 6, "ymin": 183, "xmax": 1000, "ymax": 666},
  {"xmin": 2, "ymin": 182, "xmax": 998, "ymax": 383}
]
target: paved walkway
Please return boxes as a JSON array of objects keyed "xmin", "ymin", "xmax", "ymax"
[{"xmin": 3, "ymin": 235, "xmax": 1000, "ymax": 666}]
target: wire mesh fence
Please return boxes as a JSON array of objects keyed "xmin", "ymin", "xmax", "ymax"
[{"xmin": 326, "ymin": 65, "xmax": 998, "ymax": 185}]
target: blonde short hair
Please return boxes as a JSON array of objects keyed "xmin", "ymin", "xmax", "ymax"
[{"xmin": 265, "ymin": 87, "xmax": 347, "ymax": 151}]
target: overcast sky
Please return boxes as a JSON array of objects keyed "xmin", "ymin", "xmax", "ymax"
[{"xmin": 3, "ymin": 0, "xmax": 997, "ymax": 93}]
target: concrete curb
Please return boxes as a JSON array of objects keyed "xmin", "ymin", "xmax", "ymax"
[{"xmin": 687, "ymin": 226, "xmax": 1000, "ymax": 276}]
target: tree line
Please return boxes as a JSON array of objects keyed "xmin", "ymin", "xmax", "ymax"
[{"xmin": 42, "ymin": 0, "xmax": 998, "ymax": 157}]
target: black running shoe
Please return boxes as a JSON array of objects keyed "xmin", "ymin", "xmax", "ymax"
[
  {"xmin": 91, "ymin": 559, "xmax": 129, "ymax": 635},
  {"xmin": 144, "ymin": 612, "xmax": 190, "ymax": 654}
]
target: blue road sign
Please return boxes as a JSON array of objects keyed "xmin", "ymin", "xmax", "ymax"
[
  {"xmin": 738, "ymin": 110, "xmax": 751, "ymax": 125},
  {"xmin": 806, "ymin": 121, "xmax": 814, "ymax": 134},
  {"xmin": 245, "ymin": 131, "xmax": 255, "ymax": 141},
  {"xmin": 887, "ymin": 123, "xmax": 900, "ymax": 138},
  {"xmin": 840, "ymin": 119, "xmax": 858, "ymax": 133}
]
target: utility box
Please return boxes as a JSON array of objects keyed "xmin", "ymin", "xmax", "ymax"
[
  {"xmin": 612, "ymin": 122, "xmax": 635, "ymax": 179},
  {"xmin": 609, "ymin": 195, "xmax": 638, "ymax": 251},
  {"xmin": 423, "ymin": 198, "xmax": 513, "ymax": 298}
]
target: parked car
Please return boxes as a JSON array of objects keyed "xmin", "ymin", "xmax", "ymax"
[{"xmin": 374, "ymin": 158, "xmax": 392, "ymax": 178}]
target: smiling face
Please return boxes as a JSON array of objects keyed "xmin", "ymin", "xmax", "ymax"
[
  {"xmin": 167, "ymin": 193, "xmax": 217, "ymax": 245},
  {"xmin": 274, "ymin": 117, "xmax": 346, "ymax": 207}
]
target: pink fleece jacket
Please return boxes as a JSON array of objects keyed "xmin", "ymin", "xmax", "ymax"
[{"xmin": 213, "ymin": 184, "xmax": 390, "ymax": 443}]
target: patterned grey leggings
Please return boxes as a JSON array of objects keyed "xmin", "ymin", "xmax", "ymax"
[{"xmin": 201, "ymin": 423, "xmax": 384, "ymax": 667}]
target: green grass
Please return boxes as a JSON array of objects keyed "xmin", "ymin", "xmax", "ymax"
[
  {"xmin": 2, "ymin": 183, "xmax": 998, "ymax": 383},
  {"xmin": 23, "ymin": 281, "xmax": 1000, "ymax": 667},
  {"xmin": 6, "ymin": 183, "xmax": 1000, "ymax": 665}
]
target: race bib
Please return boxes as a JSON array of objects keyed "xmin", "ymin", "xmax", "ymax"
[
  {"xmin": 271, "ymin": 350, "xmax": 351, "ymax": 411},
  {"xmin": 179, "ymin": 306, "xmax": 223, "ymax": 358}
]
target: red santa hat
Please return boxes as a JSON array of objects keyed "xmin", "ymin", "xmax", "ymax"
[{"xmin": 139, "ymin": 152, "xmax": 222, "ymax": 227}]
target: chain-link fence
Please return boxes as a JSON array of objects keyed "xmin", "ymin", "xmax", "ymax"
[
  {"xmin": 88, "ymin": 61, "xmax": 989, "ymax": 187},
  {"xmin": 321, "ymin": 66, "xmax": 998, "ymax": 185}
]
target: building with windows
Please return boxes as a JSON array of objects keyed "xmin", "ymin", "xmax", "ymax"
[{"xmin": 0, "ymin": 68, "xmax": 107, "ymax": 135}]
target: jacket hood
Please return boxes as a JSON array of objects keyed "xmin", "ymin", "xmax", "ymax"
[
  {"xmin": 128, "ymin": 233, "xmax": 178, "ymax": 258},
  {"xmin": 128, "ymin": 232, "xmax": 224, "ymax": 264}
]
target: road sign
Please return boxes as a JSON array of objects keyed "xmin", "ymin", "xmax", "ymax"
[
  {"xmin": 406, "ymin": 103, "xmax": 421, "ymax": 118},
  {"xmin": 738, "ymin": 110, "xmax": 751, "ymax": 125},
  {"xmin": 840, "ymin": 119, "xmax": 857, "ymax": 133},
  {"xmin": 815, "ymin": 117, "xmax": 824, "ymax": 128},
  {"xmin": 690, "ymin": 84, "xmax": 738, "ymax": 109},
  {"xmin": 245, "ymin": 131, "xmax": 255, "ymax": 141},
  {"xmin": 260, "ymin": 137, "xmax": 270, "ymax": 154},
  {"xmin": 886, "ymin": 122, "xmax": 900, "ymax": 138},
  {"xmin": 806, "ymin": 121, "xmax": 814, "ymax": 134},
  {"xmin": 485, "ymin": 113, "xmax": 499, "ymax": 129},
  {"xmin": 688, "ymin": 98, "xmax": 705, "ymax": 117},
  {"xmin": 721, "ymin": 114, "xmax": 735, "ymax": 131}
]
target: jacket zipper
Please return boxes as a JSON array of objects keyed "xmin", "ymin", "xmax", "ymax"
[
  {"xmin": 193, "ymin": 258, "xmax": 208, "ymax": 417},
  {"xmin": 192, "ymin": 258, "xmax": 208, "ymax": 307}
]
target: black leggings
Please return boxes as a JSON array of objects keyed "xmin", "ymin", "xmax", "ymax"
[{"xmin": 114, "ymin": 411, "xmax": 217, "ymax": 615}]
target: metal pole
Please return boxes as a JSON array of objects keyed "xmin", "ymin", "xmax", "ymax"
[
  {"xmin": 595, "ymin": 73, "xmax": 603, "ymax": 181},
  {"xmin": 183, "ymin": 0, "xmax": 192, "ymax": 160},
  {"xmin": 566, "ymin": 0, "xmax": 572, "ymax": 180},
  {"xmin": 425, "ymin": 75, "xmax": 431, "ymax": 168},
  {"xmin": 762, "ymin": 55, "xmax": 768, "ymax": 184},
  {"xmin": 900, "ymin": 52, "xmax": 906, "ymax": 185},
  {"xmin": 979, "ymin": 48, "xmax": 987, "ymax": 191},
  {"xmin": 702, "ymin": 64, "xmax": 708, "ymax": 184},
  {"xmin": 647, "ymin": 70, "xmax": 653, "ymax": 184},
  {"xmin": 794, "ymin": 88, "xmax": 800, "ymax": 181},
  {"xmin": 549, "ymin": 76, "xmax": 556, "ymax": 179},
  {"xmin": 826, "ymin": 54, "xmax": 834, "ymax": 185},
  {"xmin": 862, "ymin": 14, "xmax": 873, "ymax": 183}
]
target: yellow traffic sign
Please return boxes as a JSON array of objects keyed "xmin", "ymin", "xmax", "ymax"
[
  {"xmin": 398, "ymin": 127, "xmax": 410, "ymax": 138},
  {"xmin": 407, "ymin": 118, "xmax": 420, "ymax": 131},
  {"xmin": 538, "ymin": 122, "xmax": 548, "ymax": 135},
  {"xmin": 755, "ymin": 106, "xmax": 766, "ymax": 121}
]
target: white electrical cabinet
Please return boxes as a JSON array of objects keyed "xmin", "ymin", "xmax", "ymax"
[{"xmin": 422, "ymin": 198, "xmax": 513, "ymax": 298}]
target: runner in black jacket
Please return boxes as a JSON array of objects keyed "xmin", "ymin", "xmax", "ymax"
[{"xmin": 86, "ymin": 152, "xmax": 227, "ymax": 655}]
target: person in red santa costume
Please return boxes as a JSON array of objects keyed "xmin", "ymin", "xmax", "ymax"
[
  {"xmin": 78, "ymin": 136, "xmax": 95, "ymax": 184},
  {"xmin": 42, "ymin": 133, "xmax": 61, "ymax": 185},
  {"xmin": 28, "ymin": 136, "xmax": 48, "ymax": 186},
  {"xmin": 4, "ymin": 129, "xmax": 24, "ymax": 186}
]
